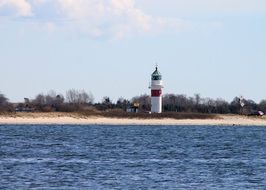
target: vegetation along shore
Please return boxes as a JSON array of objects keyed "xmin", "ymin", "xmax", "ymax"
[{"xmin": 1, "ymin": 89, "xmax": 266, "ymax": 126}]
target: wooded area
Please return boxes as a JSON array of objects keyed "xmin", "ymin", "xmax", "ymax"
[{"xmin": 1, "ymin": 90, "xmax": 265, "ymax": 115}]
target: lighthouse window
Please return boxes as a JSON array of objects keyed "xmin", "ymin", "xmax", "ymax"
[{"xmin": 152, "ymin": 75, "xmax": 161, "ymax": 80}]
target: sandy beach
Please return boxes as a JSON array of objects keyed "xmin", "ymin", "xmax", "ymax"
[{"xmin": 0, "ymin": 112, "xmax": 266, "ymax": 126}]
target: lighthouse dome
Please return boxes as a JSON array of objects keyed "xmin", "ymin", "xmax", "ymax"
[{"xmin": 151, "ymin": 67, "xmax": 162, "ymax": 80}]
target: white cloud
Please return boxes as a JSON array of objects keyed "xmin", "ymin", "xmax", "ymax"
[
  {"xmin": 0, "ymin": 0, "xmax": 32, "ymax": 16},
  {"xmin": 52, "ymin": 0, "xmax": 190, "ymax": 38},
  {"xmin": 136, "ymin": 0, "xmax": 266, "ymax": 16},
  {"xmin": 56, "ymin": 0, "xmax": 104, "ymax": 19},
  {"xmin": 4, "ymin": 0, "xmax": 243, "ymax": 38},
  {"xmin": 15, "ymin": 0, "xmax": 188, "ymax": 39}
]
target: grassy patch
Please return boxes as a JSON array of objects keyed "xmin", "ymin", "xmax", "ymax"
[{"xmin": 0, "ymin": 110, "xmax": 219, "ymax": 120}]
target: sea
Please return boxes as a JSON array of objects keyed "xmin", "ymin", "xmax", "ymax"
[{"xmin": 0, "ymin": 125, "xmax": 265, "ymax": 190}]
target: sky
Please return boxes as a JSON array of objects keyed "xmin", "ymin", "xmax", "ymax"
[{"xmin": 0, "ymin": 0, "xmax": 266, "ymax": 103}]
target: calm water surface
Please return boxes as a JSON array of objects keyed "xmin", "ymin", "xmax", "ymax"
[{"xmin": 0, "ymin": 125, "xmax": 265, "ymax": 189}]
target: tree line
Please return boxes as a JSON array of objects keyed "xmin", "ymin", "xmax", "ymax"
[{"xmin": 1, "ymin": 90, "xmax": 266, "ymax": 115}]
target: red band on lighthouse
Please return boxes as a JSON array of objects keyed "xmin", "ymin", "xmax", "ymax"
[{"xmin": 151, "ymin": 90, "xmax": 162, "ymax": 97}]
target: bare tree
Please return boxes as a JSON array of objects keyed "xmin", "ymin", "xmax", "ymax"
[
  {"xmin": 66, "ymin": 89, "xmax": 94, "ymax": 104},
  {"xmin": 33, "ymin": 94, "xmax": 46, "ymax": 106},
  {"xmin": 215, "ymin": 98, "xmax": 230, "ymax": 114},
  {"xmin": 0, "ymin": 93, "xmax": 8, "ymax": 110},
  {"xmin": 66, "ymin": 89, "xmax": 77, "ymax": 104},
  {"xmin": 163, "ymin": 94, "xmax": 196, "ymax": 112},
  {"xmin": 163, "ymin": 94, "xmax": 178, "ymax": 111},
  {"xmin": 131, "ymin": 94, "xmax": 151, "ymax": 112},
  {"xmin": 0, "ymin": 92, "xmax": 12, "ymax": 112},
  {"xmin": 45, "ymin": 90, "xmax": 57, "ymax": 106},
  {"xmin": 202, "ymin": 98, "xmax": 216, "ymax": 113},
  {"xmin": 258, "ymin": 100, "xmax": 266, "ymax": 113},
  {"xmin": 0, "ymin": 93, "xmax": 8, "ymax": 106},
  {"xmin": 229, "ymin": 97, "xmax": 242, "ymax": 114},
  {"xmin": 116, "ymin": 97, "xmax": 130, "ymax": 110},
  {"xmin": 79, "ymin": 91, "xmax": 92, "ymax": 104},
  {"xmin": 32, "ymin": 91, "xmax": 65, "ymax": 112}
]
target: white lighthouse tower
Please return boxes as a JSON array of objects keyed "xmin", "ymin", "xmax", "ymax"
[{"xmin": 150, "ymin": 66, "xmax": 163, "ymax": 113}]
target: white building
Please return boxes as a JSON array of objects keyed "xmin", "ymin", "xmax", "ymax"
[{"xmin": 150, "ymin": 66, "xmax": 163, "ymax": 113}]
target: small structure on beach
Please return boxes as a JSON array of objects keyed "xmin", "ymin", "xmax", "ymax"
[
  {"xmin": 126, "ymin": 103, "xmax": 139, "ymax": 113},
  {"xmin": 149, "ymin": 66, "xmax": 163, "ymax": 113},
  {"xmin": 15, "ymin": 98, "xmax": 35, "ymax": 112}
]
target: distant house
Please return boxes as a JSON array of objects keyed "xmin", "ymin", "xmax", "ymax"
[
  {"xmin": 127, "ymin": 103, "xmax": 139, "ymax": 113},
  {"xmin": 248, "ymin": 110, "xmax": 264, "ymax": 116},
  {"xmin": 15, "ymin": 107, "xmax": 35, "ymax": 112},
  {"xmin": 15, "ymin": 98, "xmax": 35, "ymax": 112}
]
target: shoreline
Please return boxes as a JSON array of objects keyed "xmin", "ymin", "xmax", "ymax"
[{"xmin": 0, "ymin": 113, "xmax": 266, "ymax": 126}]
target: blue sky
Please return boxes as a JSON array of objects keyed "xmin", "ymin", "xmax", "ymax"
[{"xmin": 0, "ymin": 0, "xmax": 266, "ymax": 103}]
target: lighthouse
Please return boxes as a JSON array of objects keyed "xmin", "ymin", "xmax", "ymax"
[{"xmin": 150, "ymin": 66, "xmax": 163, "ymax": 113}]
